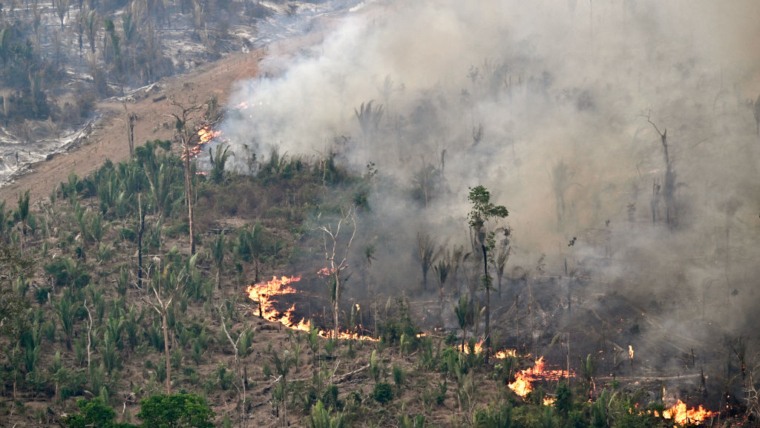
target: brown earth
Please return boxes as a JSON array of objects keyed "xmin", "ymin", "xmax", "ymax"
[{"xmin": 0, "ymin": 30, "xmax": 326, "ymax": 206}]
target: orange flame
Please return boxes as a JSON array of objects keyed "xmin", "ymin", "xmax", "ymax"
[
  {"xmin": 182, "ymin": 126, "xmax": 222, "ymax": 161},
  {"xmin": 629, "ymin": 345, "xmax": 634, "ymax": 360},
  {"xmin": 245, "ymin": 275, "xmax": 377, "ymax": 341},
  {"xmin": 460, "ymin": 340, "xmax": 516, "ymax": 360},
  {"xmin": 662, "ymin": 400, "xmax": 716, "ymax": 425},
  {"xmin": 508, "ymin": 357, "xmax": 570, "ymax": 398},
  {"xmin": 494, "ymin": 349, "xmax": 517, "ymax": 359}
]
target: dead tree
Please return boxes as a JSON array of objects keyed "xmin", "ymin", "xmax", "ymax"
[
  {"xmin": 753, "ymin": 95, "xmax": 760, "ymax": 136},
  {"xmin": 170, "ymin": 99, "xmax": 204, "ymax": 255},
  {"xmin": 645, "ymin": 113, "xmax": 676, "ymax": 228},
  {"xmin": 137, "ymin": 193, "xmax": 146, "ymax": 287},
  {"xmin": 124, "ymin": 103, "xmax": 137, "ymax": 157},
  {"xmin": 145, "ymin": 256, "xmax": 189, "ymax": 394},
  {"xmin": 650, "ymin": 179, "xmax": 661, "ymax": 224},
  {"xmin": 83, "ymin": 300, "xmax": 93, "ymax": 372},
  {"xmin": 316, "ymin": 207, "xmax": 357, "ymax": 339},
  {"xmin": 550, "ymin": 161, "xmax": 581, "ymax": 231},
  {"xmin": 219, "ymin": 307, "xmax": 251, "ymax": 427}
]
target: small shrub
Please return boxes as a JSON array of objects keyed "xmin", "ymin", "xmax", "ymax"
[
  {"xmin": 372, "ymin": 382, "xmax": 393, "ymax": 404},
  {"xmin": 392, "ymin": 364, "xmax": 405, "ymax": 388},
  {"xmin": 321, "ymin": 385, "xmax": 343, "ymax": 411}
]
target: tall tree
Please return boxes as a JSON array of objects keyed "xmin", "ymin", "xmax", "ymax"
[
  {"xmin": 16, "ymin": 189, "xmax": 30, "ymax": 253},
  {"xmin": 467, "ymin": 185, "xmax": 508, "ymax": 364},
  {"xmin": 316, "ymin": 206, "xmax": 357, "ymax": 339},
  {"xmin": 145, "ymin": 256, "xmax": 191, "ymax": 394},
  {"xmin": 170, "ymin": 99, "xmax": 204, "ymax": 255},
  {"xmin": 645, "ymin": 113, "xmax": 676, "ymax": 228}
]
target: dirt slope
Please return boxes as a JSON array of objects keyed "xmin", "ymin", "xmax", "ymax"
[{"xmin": 0, "ymin": 31, "xmax": 324, "ymax": 206}]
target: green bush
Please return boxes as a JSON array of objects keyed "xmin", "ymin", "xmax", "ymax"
[
  {"xmin": 320, "ymin": 384, "xmax": 343, "ymax": 411},
  {"xmin": 309, "ymin": 400, "xmax": 345, "ymax": 428},
  {"xmin": 136, "ymin": 394, "xmax": 215, "ymax": 428},
  {"xmin": 473, "ymin": 402, "xmax": 512, "ymax": 428},
  {"xmin": 372, "ymin": 382, "xmax": 393, "ymax": 404},
  {"xmin": 60, "ymin": 397, "xmax": 137, "ymax": 428}
]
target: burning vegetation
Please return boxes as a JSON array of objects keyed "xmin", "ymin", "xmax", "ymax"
[
  {"xmin": 246, "ymin": 275, "xmax": 377, "ymax": 341},
  {"xmin": 180, "ymin": 125, "xmax": 223, "ymax": 161},
  {"xmin": 5, "ymin": 0, "xmax": 760, "ymax": 426},
  {"xmin": 662, "ymin": 400, "xmax": 717, "ymax": 425}
]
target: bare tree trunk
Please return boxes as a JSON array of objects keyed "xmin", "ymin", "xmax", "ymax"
[
  {"xmin": 84, "ymin": 301, "xmax": 93, "ymax": 372},
  {"xmin": 333, "ymin": 276, "xmax": 340, "ymax": 339},
  {"xmin": 163, "ymin": 311, "xmax": 171, "ymax": 394},
  {"xmin": 566, "ymin": 332, "xmax": 571, "ymax": 385},
  {"xmin": 138, "ymin": 194, "xmax": 144, "ymax": 287},
  {"xmin": 482, "ymin": 244, "xmax": 491, "ymax": 365},
  {"xmin": 183, "ymin": 141, "xmax": 196, "ymax": 255}
]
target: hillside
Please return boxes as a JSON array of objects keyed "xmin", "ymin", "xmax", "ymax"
[
  {"xmin": 0, "ymin": 139, "xmax": 740, "ymax": 427},
  {"xmin": 2, "ymin": 0, "xmax": 760, "ymax": 427}
]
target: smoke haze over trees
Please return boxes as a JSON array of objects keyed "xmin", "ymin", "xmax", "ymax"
[{"xmin": 220, "ymin": 0, "xmax": 760, "ymax": 342}]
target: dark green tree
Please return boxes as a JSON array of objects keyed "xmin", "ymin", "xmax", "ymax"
[
  {"xmin": 467, "ymin": 185, "xmax": 508, "ymax": 364},
  {"xmin": 61, "ymin": 397, "xmax": 137, "ymax": 428},
  {"xmin": 17, "ymin": 189, "xmax": 30, "ymax": 252},
  {"xmin": 137, "ymin": 394, "xmax": 215, "ymax": 428}
]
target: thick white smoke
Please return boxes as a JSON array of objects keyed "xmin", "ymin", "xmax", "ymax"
[{"xmin": 218, "ymin": 0, "xmax": 760, "ymax": 348}]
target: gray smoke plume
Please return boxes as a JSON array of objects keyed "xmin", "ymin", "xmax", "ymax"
[{"xmin": 217, "ymin": 0, "xmax": 760, "ymax": 385}]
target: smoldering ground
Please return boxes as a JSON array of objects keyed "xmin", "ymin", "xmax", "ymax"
[{"xmin": 210, "ymin": 0, "xmax": 760, "ymax": 403}]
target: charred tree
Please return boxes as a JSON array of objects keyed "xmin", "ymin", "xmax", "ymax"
[
  {"xmin": 646, "ymin": 114, "xmax": 676, "ymax": 228},
  {"xmin": 316, "ymin": 206, "xmax": 357, "ymax": 340},
  {"xmin": 124, "ymin": 104, "xmax": 136, "ymax": 157}
]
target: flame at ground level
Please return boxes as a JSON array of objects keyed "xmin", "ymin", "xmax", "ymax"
[
  {"xmin": 460, "ymin": 340, "xmax": 516, "ymax": 360},
  {"xmin": 663, "ymin": 400, "xmax": 715, "ymax": 425},
  {"xmin": 246, "ymin": 276, "xmax": 377, "ymax": 341},
  {"xmin": 509, "ymin": 357, "xmax": 570, "ymax": 398}
]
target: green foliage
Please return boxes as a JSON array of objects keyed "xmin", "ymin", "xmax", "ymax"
[
  {"xmin": 0, "ymin": 244, "xmax": 33, "ymax": 341},
  {"xmin": 369, "ymin": 350, "xmax": 382, "ymax": 383},
  {"xmin": 309, "ymin": 400, "xmax": 345, "ymax": 428},
  {"xmin": 467, "ymin": 185, "xmax": 509, "ymax": 232},
  {"xmin": 320, "ymin": 384, "xmax": 343, "ymax": 412},
  {"xmin": 399, "ymin": 414, "xmax": 426, "ymax": 428},
  {"xmin": 372, "ymin": 382, "xmax": 393, "ymax": 404},
  {"xmin": 454, "ymin": 295, "xmax": 474, "ymax": 350},
  {"xmin": 217, "ymin": 363, "xmax": 234, "ymax": 390},
  {"xmin": 44, "ymin": 257, "xmax": 91, "ymax": 288},
  {"xmin": 209, "ymin": 144, "xmax": 233, "ymax": 184},
  {"xmin": 392, "ymin": 364, "xmax": 405, "ymax": 388},
  {"xmin": 137, "ymin": 394, "xmax": 215, "ymax": 428},
  {"xmin": 474, "ymin": 402, "xmax": 512, "ymax": 428},
  {"xmin": 555, "ymin": 383, "xmax": 573, "ymax": 416},
  {"xmin": 378, "ymin": 298, "xmax": 419, "ymax": 347},
  {"xmin": 61, "ymin": 397, "xmax": 136, "ymax": 428}
]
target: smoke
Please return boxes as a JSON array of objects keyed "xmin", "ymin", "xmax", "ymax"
[{"xmin": 218, "ymin": 0, "xmax": 760, "ymax": 378}]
